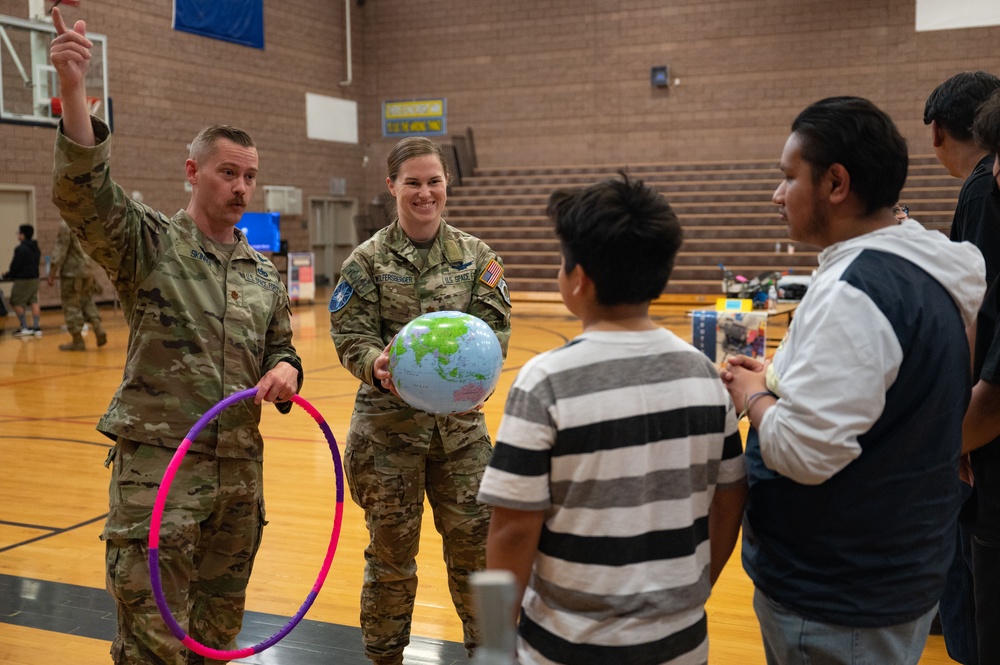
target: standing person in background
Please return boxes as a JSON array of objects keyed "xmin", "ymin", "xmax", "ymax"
[
  {"xmin": 47, "ymin": 219, "xmax": 107, "ymax": 351},
  {"xmin": 0, "ymin": 280, "xmax": 8, "ymax": 336},
  {"xmin": 926, "ymin": 71, "xmax": 1000, "ymax": 281},
  {"xmin": 922, "ymin": 69, "xmax": 1000, "ymax": 664},
  {"xmin": 329, "ymin": 136, "xmax": 511, "ymax": 665},
  {"xmin": 50, "ymin": 8, "xmax": 302, "ymax": 664},
  {"xmin": 722, "ymin": 97, "xmax": 985, "ymax": 665},
  {"xmin": 959, "ymin": 89, "xmax": 1000, "ymax": 665},
  {"xmin": 479, "ymin": 175, "xmax": 747, "ymax": 665},
  {"xmin": 3, "ymin": 224, "xmax": 42, "ymax": 337}
]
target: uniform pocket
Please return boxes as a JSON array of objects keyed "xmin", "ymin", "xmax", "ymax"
[
  {"xmin": 444, "ymin": 437, "xmax": 493, "ymax": 505},
  {"xmin": 345, "ymin": 435, "xmax": 423, "ymax": 510},
  {"xmin": 102, "ymin": 440, "xmax": 153, "ymax": 541}
]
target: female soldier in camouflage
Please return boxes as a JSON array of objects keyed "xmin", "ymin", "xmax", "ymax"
[{"xmin": 329, "ymin": 137, "xmax": 511, "ymax": 665}]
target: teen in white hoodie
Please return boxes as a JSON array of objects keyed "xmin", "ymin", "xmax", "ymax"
[{"xmin": 721, "ymin": 96, "xmax": 986, "ymax": 665}]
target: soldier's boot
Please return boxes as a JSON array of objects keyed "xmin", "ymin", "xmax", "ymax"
[
  {"xmin": 59, "ymin": 333, "xmax": 86, "ymax": 351},
  {"xmin": 93, "ymin": 324, "xmax": 107, "ymax": 347}
]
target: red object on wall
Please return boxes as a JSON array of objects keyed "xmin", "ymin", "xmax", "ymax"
[{"xmin": 50, "ymin": 96, "xmax": 100, "ymax": 116}]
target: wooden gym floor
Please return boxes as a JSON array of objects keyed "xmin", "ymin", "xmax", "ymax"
[{"xmin": 0, "ymin": 290, "xmax": 954, "ymax": 664}]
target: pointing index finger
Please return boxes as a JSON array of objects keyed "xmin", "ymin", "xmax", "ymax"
[{"xmin": 52, "ymin": 6, "xmax": 68, "ymax": 35}]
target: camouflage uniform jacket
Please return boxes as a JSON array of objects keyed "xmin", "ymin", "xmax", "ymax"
[
  {"xmin": 52, "ymin": 119, "xmax": 301, "ymax": 460},
  {"xmin": 51, "ymin": 219, "xmax": 99, "ymax": 278},
  {"xmin": 329, "ymin": 219, "xmax": 511, "ymax": 454}
]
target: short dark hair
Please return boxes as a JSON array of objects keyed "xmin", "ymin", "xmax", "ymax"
[
  {"xmin": 923, "ymin": 71, "xmax": 1000, "ymax": 142},
  {"xmin": 973, "ymin": 89, "xmax": 1000, "ymax": 154},
  {"xmin": 547, "ymin": 174, "xmax": 683, "ymax": 306},
  {"xmin": 792, "ymin": 96, "xmax": 908, "ymax": 216},
  {"xmin": 189, "ymin": 125, "xmax": 255, "ymax": 161},
  {"xmin": 18, "ymin": 224, "xmax": 33, "ymax": 239}
]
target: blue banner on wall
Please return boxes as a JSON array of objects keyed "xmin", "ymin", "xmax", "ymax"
[{"xmin": 173, "ymin": 0, "xmax": 265, "ymax": 49}]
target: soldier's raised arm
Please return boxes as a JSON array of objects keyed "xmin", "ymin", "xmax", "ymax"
[{"xmin": 49, "ymin": 7, "xmax": 96, "ymax": 147}]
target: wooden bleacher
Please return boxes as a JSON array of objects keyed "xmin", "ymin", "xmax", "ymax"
[
  {"xmin": 445, "ymin": 155, "xmax": 961, "ymax": 299},
  {"xmin": 353, "ymin": 192, "xmax": 397, "ymax": 242}
]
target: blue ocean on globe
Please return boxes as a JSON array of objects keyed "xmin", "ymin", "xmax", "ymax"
[{"xmin": 389, "ymin": 311, "xmax": 504, "ymax": 414}]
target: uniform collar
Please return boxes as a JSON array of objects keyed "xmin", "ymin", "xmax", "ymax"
[
  {"xmin": 175, "ymin": 209, "xmax": 262, "ymax": 263},
  {"xmin": 386, "ymin": 219, "xmax": 464, "ymax": 267}
]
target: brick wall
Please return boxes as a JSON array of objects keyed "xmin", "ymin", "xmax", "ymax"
[
  {"xmin": 2, "ymin": 0, "xmax": 998, "ymax": 305},
  {"xmin": 360, "ymin": 0, "xmax": 1000, "ymax": 172},
  {"xmin": 0, "ymin": 0, "xmax": 365, "ymax": 305}
]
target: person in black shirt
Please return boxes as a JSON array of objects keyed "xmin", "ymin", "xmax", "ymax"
[
  {"xmin": 922, "ymin": 71, "xmax": 1000, "ymax": 665},
  {"xmin": 961, "ymin": 89, "xmax": 1000, "ymax": 665},
  {"xmin": 1, "ymin": 224, "xmax": 42, "ymax": 337}
]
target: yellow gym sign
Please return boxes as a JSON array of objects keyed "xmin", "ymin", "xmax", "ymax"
[{"xmin": 383, "ymin": 98, "xmax": 447, "ymax": 137}]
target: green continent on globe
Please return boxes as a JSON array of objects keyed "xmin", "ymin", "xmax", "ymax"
[
  {"xmin": 390, "ymin": 311, "xmax": 503, "ymax": 414},
  {"xmin": 406, "ymin": 319, "xmax": 468, "ymax": 379}
]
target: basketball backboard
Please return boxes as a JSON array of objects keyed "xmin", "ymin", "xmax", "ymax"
[{"xmin": 0, "ymin": 13, "xmax": 108, "ymax": 127}]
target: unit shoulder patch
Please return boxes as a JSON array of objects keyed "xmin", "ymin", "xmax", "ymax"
[{"xmin": 329, "ymin": 281, "xmax": 354, "ymax": 312}]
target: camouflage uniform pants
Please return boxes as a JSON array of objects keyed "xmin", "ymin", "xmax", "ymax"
[
  {"xmin": 59, "ymin": 274, "xmax": 102, "ymax": 334},
  {"xmin": 102, "ymin": 438, "xmax": 266, "ymax": 665},
  {"xmin": 345, "ymin": 429, "xmax": 492, "ymax": 664}
]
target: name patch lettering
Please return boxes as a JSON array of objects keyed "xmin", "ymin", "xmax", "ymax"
[
  {"xmin": 240, "ymin": 271, "xmax": 282, "ymax": 294},
  {"xmin": 443, "ymin": 272, "xmax": 473, "ymax": 285},
  {"xmin": 374, "ymin": 273, "xmax": 415, "ymax": 285}
]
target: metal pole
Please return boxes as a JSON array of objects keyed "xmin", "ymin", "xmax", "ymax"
[{"xmin": 471, "ymin": 570, "xmax": 518, "ymax": 665}]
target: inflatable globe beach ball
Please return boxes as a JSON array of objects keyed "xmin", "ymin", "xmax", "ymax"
[{"xmin": 389, "ymin": 311, "xmax": 504, "ymax": 415}]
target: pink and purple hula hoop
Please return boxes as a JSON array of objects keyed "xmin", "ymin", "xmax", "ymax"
[{"xmin": 148, "ymin": 388, "xmax": 344, "ymax": 660}]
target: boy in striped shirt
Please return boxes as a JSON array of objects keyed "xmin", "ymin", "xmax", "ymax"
[{"xmin": 479, "ymin": 174, "xmax": 747, "ymax": 665}]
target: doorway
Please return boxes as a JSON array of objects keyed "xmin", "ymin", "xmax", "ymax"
[{"xmin": 309, "ymin": 198, "xmax": 356, "ymax": 286}]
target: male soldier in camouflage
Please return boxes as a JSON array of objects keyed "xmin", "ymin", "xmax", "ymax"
[
  {"xmin": 47, "ymin": 219, "xmax": 107, "ymax": 350},
  {"xmin": 50, "ymin": 9, "xmax": 302, "ymax": 664},
  {"xmin": 330, "ymin": 137, "xmax": 511, "ymax": 665}
]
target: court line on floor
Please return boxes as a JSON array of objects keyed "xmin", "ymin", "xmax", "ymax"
[
  {"xmin": 0, "ymin": 573, "xmax": 470, "ymax": 665},
  {"xmin": 0, "ymin": 514, "xmax": 108, "ymax": 554}
]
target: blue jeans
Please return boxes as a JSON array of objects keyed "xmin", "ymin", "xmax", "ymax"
[
  {"xmin": 753, "ymin": 588, "xmax": 936, "ymax": 665},
  {"xmin": 939, "ymin": 482, "xmax": 978, "ymax": 664},
  {"xmin": 972, "ymin": 535, "xmax": 1000, "ymax": 664}
]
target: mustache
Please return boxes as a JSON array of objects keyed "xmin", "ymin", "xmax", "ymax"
[{"xmin": 227, "ymin": 198, "xmax": 247, "ymax": 206}]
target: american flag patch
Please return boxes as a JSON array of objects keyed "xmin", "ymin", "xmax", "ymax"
[{"xmin": 479, "ymin": 259, "xmax": 503, "ymax": 288}]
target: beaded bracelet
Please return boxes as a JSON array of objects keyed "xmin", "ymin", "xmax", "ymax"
[{"xmin": 739, "ymin": 390, "xmax": 776, "ymax": 420}]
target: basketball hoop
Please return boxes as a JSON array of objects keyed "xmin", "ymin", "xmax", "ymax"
[
  {"xmin": 38, "ymin": 0, "xmax": 80, "ymax": 17},
  {"xmin": 50, "ymin": 96, "xmax": 101, "ymax": 117}
]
